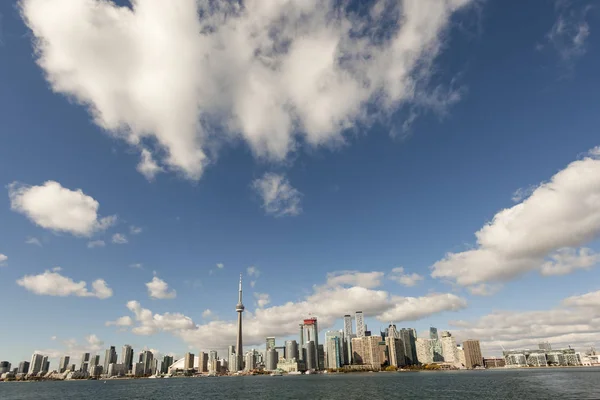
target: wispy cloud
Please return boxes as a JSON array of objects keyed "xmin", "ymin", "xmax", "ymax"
[
  {"xmin": 25, "ymin": 236, "xmax": 42, "ymax": 246},
  {"xmin": 252, "ymin": 173, "xmax": 302, "ymax": 217},
  {"xmin": 87, "ymin": 240, "xmax": 105, "ymax": 248},
  {"xmin": 112, "ymin": 233, "xmax": 128, "ymax": 244}
]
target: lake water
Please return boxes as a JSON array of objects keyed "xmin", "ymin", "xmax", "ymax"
[{"xmin": 1, "ymin": 369, "xmax": 599, "ymax": 399}]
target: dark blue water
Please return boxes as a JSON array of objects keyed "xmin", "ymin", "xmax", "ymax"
[{"xmin": 1, "ymin": 369, "xmax": 599, "ymax": 399}]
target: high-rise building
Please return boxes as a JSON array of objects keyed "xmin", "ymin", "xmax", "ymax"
[
  {"xmin": 305, "ymin": 341, "xmax": 316, "ymax": 370},
  {"xmin": 285, "ymin": 340, "xmax": 299, "ymax": 361},
  {"xmin": 162, "ymin": 355, "xmax": 174, "ymax": 374},
  {"xmin": 244, "ymin": 351, "xmax": 255, "ymax": 371},
  {"xmin": 29, "ymin": 353, "xmax": 44, "ymax": 375},
  {"xmin": 463, "ymin": 340, "xmax": 483, "ymax": 369},
  {"xmin": 429, "ymin": 327, "xmax": 443, "ymax": 362},
  {"xmin": 18, "ymin": 361, "xmax": 30, "ymax": 374},
  {"xmin": 301, "ymin": 318, "xmax": 321, "ymax": 370},
  {"xmin": 298, "ymin": 324, "xmax": 304, "ymax": 361},
  {"xmin": 441, "ymin": 331, "xmax": 458, "ymax": 364},
  {"xmin": 429, "ymin": 327, "xmax": 438, "ymax": 340},
  {"xmin": 235, "ymin": 274, "xmax": 245, "ymax": 372},
  {"xmin": 351, "ymin": 336, "xmax": 383, "ymax": 369},
  {"xmin": 198, "ymin": 352, "xmax": 208, "ymax": 373},
  {"xmin": 58, "ymin": 356, "xmax": 70, "ymax": 373},
  {"xmin": 227, "ymin": 345, "xmax": 237, "ymax": 372},
  {"xmin": 80, "ymin": 352, "xmax": 90, "ymax": 372},
  {"xmin": 400, "ymin": 328, "xmax": 417, "ymax": 365},
  {"xmin": 355, "ymin": 311, "xmax": 365, "ymax": 338},
  {"xmin": 0, "ymin": 361, "xmax": 11, "ymax": 374},
  {"xmin": 325, "ymin": 331, "xmax": 343, "ymax": 369},
  {"xmin": 122, "ymin": 345, "xmax": 134, "ymax": 373},
  {"xmin": 41, "ymin": 356, "xmax": 49, "ymax": 374},
  {"xmin": 385, "ymin": 325, "xmax": 405, "ymax": 367},
  {"xmin": 415, "ymin": 338, "xmax": 434, "ymax": 364},
  {"xmin": 343, "ymin": 314, "xmax": 354, "ymax": 364},
  {"xmin": 90, "ymin": 355, "xmax": 100, "ymax": 368},
  {"xmin": 141, "ymin": 350, "xmax": 154, "ymax": 375},
  {"xmin": 184, "ymin": 352, "xmax": 195, "ymax": 371},
  {"xmin": 104, "ymin": 346, "xmax": 117, "ymax": 372},
  {"xmin": 266, "ymin": 337, "xmax": 276, "ymax": 350},
  {"xmin": 208, "ymin": 351, "xmax": 218, "ymax": 374},
  {"xmin": 265, "ymin": 348, "xmax": 278, "ymax": 371}
]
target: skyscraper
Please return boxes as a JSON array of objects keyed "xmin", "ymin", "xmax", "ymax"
[
  {"xmin": 385, "ymin": 324, "xmax": 405, "ymax": 367},
  {"xmin": 162, "ymin": 355, "xmax": 174, "ymax": 374},
  {"xmin": 235, "ymin": 274, "xmax": 245, "ymax": 372},
  {"xmin": 298, "ymin": 324, "xmax": 304, "ymax": 361},
  {"xmin": 90, "ymin": 355, "xmax": 100, "ymax": 368},
  {"xmin": 429, "ymin": 327, "xmax": 443, "ymax": 362},
  {"xmin": 265, "ymin": 348, "xmax": 278, "ymax": 371},
  {"xmin": 58, "ymin": 356, "xmax": 70, "ymax": 373},
  {"xmin": 400, "ymin": 328, "xmax": 417, "ymax": 365},
  {"xmin": 228, "ymin": 345, "xmax": 237, "ymax": 372},
  {"xmin": 184, "ymin": 352, "xmax": 194, "ymax": 371},
  {"xmin": 355, "ymin": 311, "xmax": 365, "ymax": 338},
  {"xmin": 141, "ymin": 350, "xmax": 154, "ymax": 375},
  {"xmin": 80, "ymin": 352, "xmax": 90, "ymax": 372},
  {"xmin": 301, "ymin": 317, "xmax": 321, "ymax": 370},
  {"xmin": 198, "ymin": 352, "xmax": 208, "ymax": 373},
  {"xmin": 104, "ymin": 346, "xmax": 117, "ymax": 372},
  {"xmin": 122, "ymin": 345, "xmax": 134, "ymax": 373},
  {"xmin": 285, "ymin": 340, "xmax": 299, "ymax": 360},
  {"xmin": 343, "ymin": 314, "xmax": 354, "ymax": 365},
  {"xmin": 463, "ymin": 340, "xmax": 483, "ymax": 369},
  {"xmin": 41, "ymin": 356, "xmax": 49, "ymax": 374},
  {"xmin": 18, "ymin": 361, "xmax": 30, "ymax": 374},
  {"xmin": 29, "ymin": 353, "xmax": 44, "ymax": 375},
  {"xmin": 266, "ymin": 337, "xmax": 276, "ymax": 350},
  {"xmin": 441, "ymin": 331, "xmax": 458, "ymax": 364},
  {"xmin": 325, "ymin": 331, "xmax": 343, "ymax": 369}
]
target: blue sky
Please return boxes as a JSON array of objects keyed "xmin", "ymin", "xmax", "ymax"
[{"xmin": 1, "ymin": 0, "xmax": 600, "ymax": 366}]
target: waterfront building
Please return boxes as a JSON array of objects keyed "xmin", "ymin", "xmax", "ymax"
[
  {"xmin": 265, "ymin": 348, "xmax": 278, "ymax": 371},
  {"xmin": 122, "ymin": 345, "xmax": 134, "ymax": 373},
  {"xmin": 355, "ymin": 311, "xmax": 365, "ymax": 338},
  {"xmin": 90, "ymin": 355, "xmax": 100, "ymax": 368},
  {"xmin": 29, "ymin": 353, "xmax": 44, "ymax": 375},
  {"xmin": 152, "ymin": 359, "xmax": 160, "ymax": 375},
  {"xmin": 400, "ymin": 328, "xmax": 418, "ymax": 365},
  {"xmin": 244, "ymin": 351, "xmax": 255, "ymax": 371},
  {"xmin": 69, "ymin": 364, "xmax": 76, "ymax": 372},
  {"xmin": 228, "ymin": 345, "xmax": 238, "ymax": 372},
  {"xmin": 235, "ymin": 274, "xmax": 245, "ymax": 372},
  {"xmin": 463, "ymin": 340, "xmax": 483, "ymax": 369},
  {"xmin": 483, "ymin": 357, "xmax": 506, "ymax": 368},
  {"xmin": 527, "ymin": 352, "xmax": 547, "ymax": 367},
  {"xmin": 58, "ymin": 356, "xmax": 70, "ymax": 373},
  {"xmin": 385, "ymin": 327, "xmax": 406, "ymax": 368},
  {"xmin": 90, "ymin": 365, "xmax": 103, "ymax": 378},
  {"xmin": 441, "ymin": 331, "xmax": 458, "ymax": 364},
  {"xmin": 141, "ymin": 350, "xmax": 154, "ymax": 375},
  {"xmin": 305, "ymin": 341, "xmax": 317, "ymax": 370},
  {"xmin": 430, "ymin": 327, "xmax": 443, "ymax": 362},
  {"xmin": 107, "ymin": 363, "xmax": 127, "ymax": 377},
  {"xmin": 184, "ymin": 352, "xmax": 194, "ymax": 372},
  {"xmin": 198, "ymin": 352, "xmax": 208, "ymax": 372},
  {"xmin": 343, "ymin": 314, "xmax": 354, "ymax": 364},
  {"xmin": 325, "ymin": 331, "xmax": 343, "ymax": 369},
  {"xmin": 18, "ymin": 361, "xmax": 30, "ymax": 374},
  {"xmin": 80, "ymin": 352, "xmax": 90, "ymax": 372},
  {"xmin": 0, "ymin": 361, "xmax": 11, "ymax": 374},
  {"xmin": 301, "ymin": 317, "xmax": 321, "ymax": 370},
  {"xmin": 41, "ymin": 356, "xmax": 49, "ymax": 374},
  {"xmin": 285, "ymin": 340, "xmax": 299, "ymax": 361},
  {"xmin": 132, "ymin": 362, "xmax": 145, "ymax": 377},
  {"xmin": 277, "ymin": 358, "xmax": 305, "ymax": 373},
  {"xmin": 351, "ymin": 336, "xmax": 384, "ymax": 369},
  {"xmin": 103, "ymin": 346, "xmax": 117, "ymax": 372},
  {"xmin": 162, "ymin": 355, "xmax": 174, "ymax": 374},
  {"xmin": 415, "ymin": 338, "xmax": 434, "ymax": 364},
  {"xmin": 208, "ymin": 351, "xmax": 218, "ymax": 374}
]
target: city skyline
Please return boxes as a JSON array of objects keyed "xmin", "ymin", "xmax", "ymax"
[{"xmin": 1, "ymin": 0, "xmax": 600, "ymax": 369}]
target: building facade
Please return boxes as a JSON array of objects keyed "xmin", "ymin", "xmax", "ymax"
[
  {"xmin": 122, "ymin": 345, "xmax": 134, "ymax": 373},
  {"xmin": 355, "ymin": 311, "xmax": 365, "ymax": 338},
  {"xmin": 463, "ymin": 340, "xmax": 483, "ymax": 369}
]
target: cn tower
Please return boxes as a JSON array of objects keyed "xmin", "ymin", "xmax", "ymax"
[{"xmin": 235, "ymin": 274, "xmax": 244, "ymax": 371}]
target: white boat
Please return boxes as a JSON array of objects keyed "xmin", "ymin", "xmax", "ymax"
[
  {"xmin": 270, "ymin": 371, "xmax": 283, "ymax": 376},
  {"xmin": 288, "ymin": 371, "xmax": 302, "ymax": 375},
  {"xmin": 305, "ymin": 370, "xmax": 315, "ymax": 375}
]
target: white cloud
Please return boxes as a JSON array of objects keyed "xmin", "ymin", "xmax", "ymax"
[
  {"xmin": 130, "ymin": 225, "xmax": 143, "ymax": 235},
  {"xmin": 511, "ymin": 185, "xmax": 537, "ymax": 203},
  {"xmin": 137, "ymin": 148, "xmax": 164, "ymax": 180},
  {"xmin": 247, "ymin": 266, "xmax": 260, "ymax": 277},
  {"xmin": 202, "ymin": 309, "xmax": 213, "ymax": 318},
  {"xmin": 105, "ymin": 316, "xmax": 133, "ymax": 327},
  {"xmin": 119, "ymin": 270, "xmax": 465, "ymax": 351},
  {"xmin": 87, "ymin": 240, "xmax": 105, "ymax": 248},
  {"xmin": 36, "ymin": 334, "xmax": 105, "ymax": 364},
  {"xmin": 8, "ymin": 181, "xmax": 116, "ymax": 236},
  {"xmin": 25, "ymin": 236, "xmax": 42, "ymax": 246},
  {"xmin": 543, "ymin": 1, "xmax": 592, "ymax": 65},
  {"xmin": 16, "ymin": 270, "xmax": 113, "ymax": 299},
  {"xmin": 50, "ymin": 336, "xmax": 57, "ymax": 340},
  {"xmin": 324, "ymin": 271, "xmax": 384, "ymax": 289},
  {"xmin": 130, "ymin": 263, "xmax": 143, "ymax": 269},
  {"xmin": 452, "ymin": 289, "xmax": 600, "ymax": 355},
  {"xmin": 540, "ymin": 247, "xmax": 600, "ymax": 276},
  {"xmin": 20, "ymin": 0, "xmax": 472, "ymax": 181},
  {"xmin": 431, "ymin": 150, "xmax": 600, "ymax": 290},
  {"xmin": 146, "ymin": 276, "xmax": 176, "ymax": 299},
  {"xmin": 112, "ymin": 233, "xmax": 128, "ymax": 244},
  {"xmin": 252, "ymin": 173, "xmax": 302, "ymax": 217},
  {"xmin": 0, "ymin": 254, "xmax": 6, "ymax": 267},
  {"xmin": 467, "ymin": 284, "xmax": 502, "ymax": 296},
  {"xmin": 250, "ymin": 280, "xmax": 257, "ymax": 288},
  {"xmin": 254, "ymin": 293, "xmax": 271, "ymax": 308},
  {"xmin": 216, "ymin": 263, "xmax": 224, "ymax": 269},
  {"xmin": 388, "ymin": 267, "xmax": 424, "ymax": 287}
]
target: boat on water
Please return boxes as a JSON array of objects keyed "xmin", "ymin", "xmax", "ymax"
[
  {"xmin": 270, "ymin": 371, "xmax": 283, "ymax": 376},
  {"xmin": 305, "ymin": 370, "xmax": 315, "ymax": 375},
  {"xmin": 288, "ymin": 371, "xmax": 302, "ymax": 375}
]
